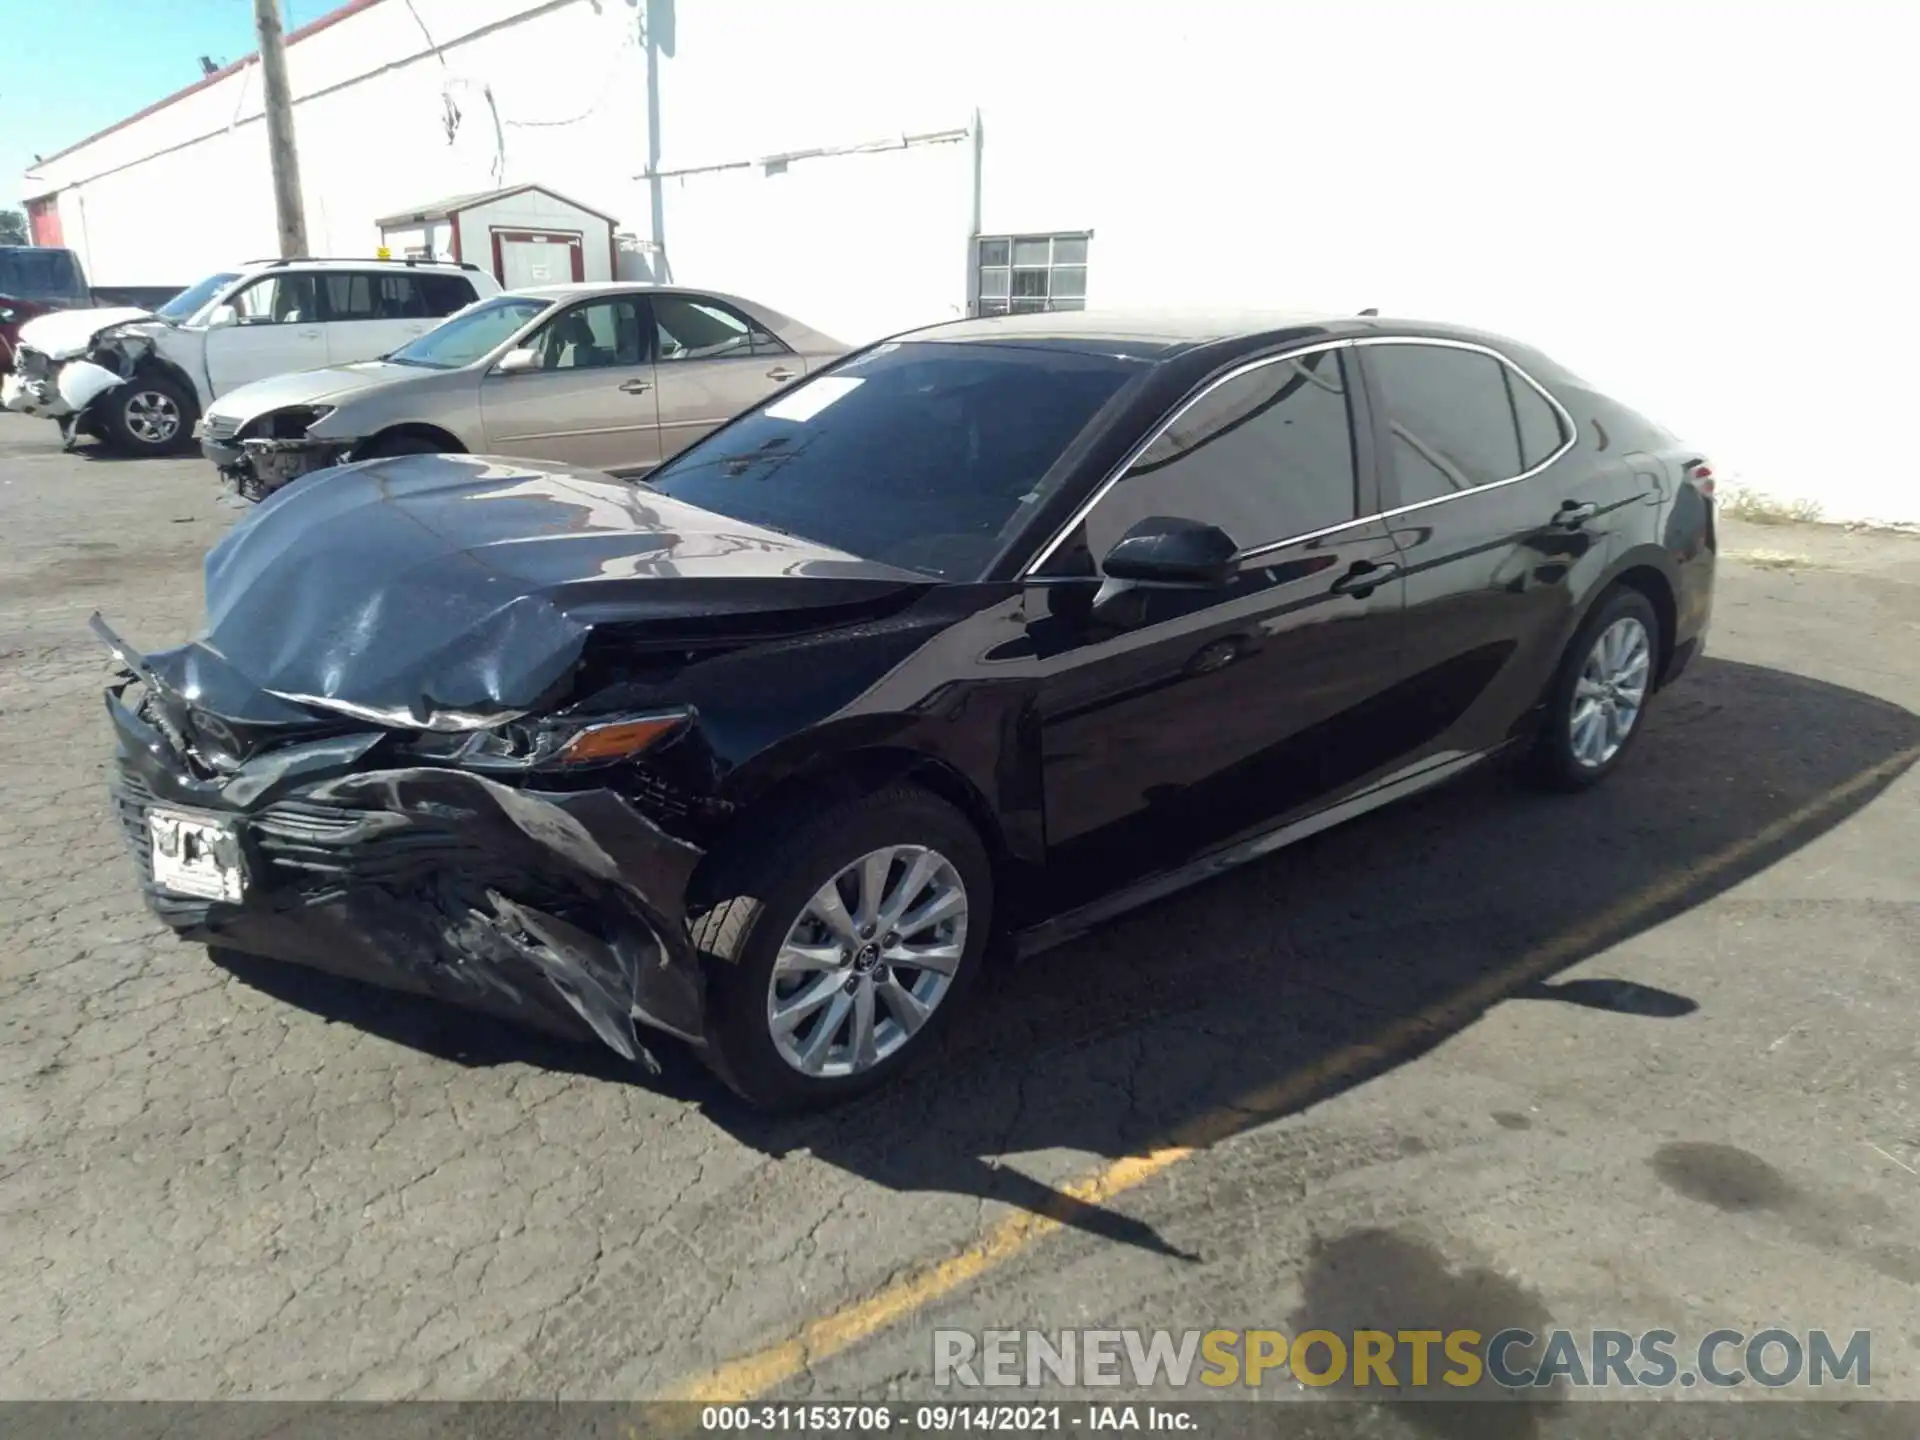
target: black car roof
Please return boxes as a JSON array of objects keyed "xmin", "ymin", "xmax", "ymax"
[
  {"xmin": 902, "ymin": 309, "xmax": 1345, "ymax": 357},
  {"xmin": 890, "ymin": 311, "xmax": 1566, "ymax": 385},
  {"xmin": 897, "ymin": 308, "xmax": 1546, "ymax": 363}
]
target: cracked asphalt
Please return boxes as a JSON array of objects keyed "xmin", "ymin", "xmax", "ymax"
[{"xmin": 1, "ymin": 411, "xmax": 1917, "ymax": 1417}]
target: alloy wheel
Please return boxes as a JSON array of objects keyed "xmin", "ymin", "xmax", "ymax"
[
  {"xmin": 766, "ymin": 844, "xmax": 969, "ymax": 1078},
  {"xmin": 125, "ymin": 391, "xmax": 181, "ymax": 446},
  {"xmin": 1569, "ymin": 615, "xmax": 1652, "ymax": 768}
]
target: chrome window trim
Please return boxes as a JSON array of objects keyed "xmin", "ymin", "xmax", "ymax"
[{"xmin": 1019, "ymin": 333, "xmax": 1578, "ymax": 579}]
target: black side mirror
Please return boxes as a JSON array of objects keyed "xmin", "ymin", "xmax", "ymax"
[{"xmin": 1100, "ymin": 516, "xmax": 1237, "ymax": 588}]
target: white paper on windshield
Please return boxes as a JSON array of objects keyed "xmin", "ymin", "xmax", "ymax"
[{"xmin": 764, "ymin": 376, "xmax": 864, "ymax": 423}]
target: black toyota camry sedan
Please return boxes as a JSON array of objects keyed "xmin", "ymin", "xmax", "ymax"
[{"xmin": 99, "ymin": 309, "xmax": 1715, "ymax": 1110}]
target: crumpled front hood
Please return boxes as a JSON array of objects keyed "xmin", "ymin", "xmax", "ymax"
[
  {"xmin": 16, "ymin": 306, "xmax": 158, "ymax": 360},
  {"xmin": 207, "ymin": 361, "xmax": 427, "ymax": 425},
  {"xmin": 179, "ymin": 452, "xmax": 929, "ymax": 730}
]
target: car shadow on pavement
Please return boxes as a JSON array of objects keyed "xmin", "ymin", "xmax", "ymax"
[{"xmin": 212, "ymin": 656, "xmax": 1919, "ymax": 1260}]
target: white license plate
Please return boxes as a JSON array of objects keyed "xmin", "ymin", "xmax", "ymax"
[{"xmin": 148, "ymin": 808, "xmax": 246, "ymax": 902}]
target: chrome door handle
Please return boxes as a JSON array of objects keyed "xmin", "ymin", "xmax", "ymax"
[
  {"xmin": 1330, "ymin": 559, "xmax": 1401, "ymax": 597},
  {"xmin": 619, "ymin": 378, "xmax": 653, "ymax": 394},
  {"xmin": 767, "ymin": 366, "xmax": 797, "ymax": 382}
]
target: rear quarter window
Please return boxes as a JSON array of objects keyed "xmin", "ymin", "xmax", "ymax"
[{"xmin": 419, "ymin": 273, "xmax": 479, "ymax": 316}]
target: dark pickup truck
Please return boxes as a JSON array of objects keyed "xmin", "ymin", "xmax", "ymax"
[{"xmin": 1, "ymin": 246, "xmax": 181, "ymax": 372}]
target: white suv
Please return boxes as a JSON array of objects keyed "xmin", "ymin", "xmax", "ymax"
[{"xmin": 1, "ymin": 257, "xmax": 500, "ymax": 455}]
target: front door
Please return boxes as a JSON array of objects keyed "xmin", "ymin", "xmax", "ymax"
[
  {"xmin": 1024, "ymin": 344, "xmax": 1409, "ymax": 912},
  {"xmin": 648, "ymin": 293, "xmax": 806, "ymax": 462},
  {"xmin": 478, "ymin": 294, "xmax": 661, "ymax": 472},
  {"xmin": 201, "ymin": 272, "xmax": 328, "ymax": 397}
]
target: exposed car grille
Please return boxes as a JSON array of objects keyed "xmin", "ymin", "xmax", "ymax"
[
  {"xmin": 627, "ymin": 768, "xmax": 694, "ymax": 824},
  {"xmin": 248, "ymin": 801, "xmax": 369, "ymax": 843}
]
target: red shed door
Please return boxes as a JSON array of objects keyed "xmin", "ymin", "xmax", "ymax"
[{"xmin": 490, "ymin": 229, "xmax": 584, "ymax": 288}]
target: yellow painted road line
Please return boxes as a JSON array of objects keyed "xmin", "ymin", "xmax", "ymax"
[{"xmin": 667, "ymin": 743, "xmax": 1920, "ymax": 1403}]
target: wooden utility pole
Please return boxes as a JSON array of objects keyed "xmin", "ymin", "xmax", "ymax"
[{"xmin": 253, "ymin": 0, "xmax": 309, "ymax": 257}]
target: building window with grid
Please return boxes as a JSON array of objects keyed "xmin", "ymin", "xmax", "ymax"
[{"xmin": 973, "ymin": 233, "xmax": 1089, "ymax": 315}]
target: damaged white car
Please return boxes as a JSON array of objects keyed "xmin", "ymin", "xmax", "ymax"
[
  {"xmin": 198, "ymin": 282, "xmax": 847, "ymax": 501},
  {"xmin": 1, "ymin": 258, "xmax": 497, "ymax": 456}
]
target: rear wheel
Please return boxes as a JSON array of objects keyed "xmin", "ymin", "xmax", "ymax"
[
  {"xmin": 101, "ymin": 373, "xmax": 197, "ymax": 455},
  {"xmin": 693, "ymin": 785, "xmax": 992, "ymax": 1111},
  {"xmin": 1526, "ymin": 586, "xmax": 1661, "ymax": 791}
]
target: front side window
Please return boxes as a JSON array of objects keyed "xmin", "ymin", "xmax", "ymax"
[
  {"xmin": 526, "ymin": 297, "xmax": 648, "ymax": 370},
  {"xmin": 653, "ymin": 294, "xmax": 784, "ymax": 361},
  {"xmin": 974, "ymin": 233, "xmax": 1089, "ymax": 316},
  {"xmin": 229, "ymin": 273, "xmax": 320, "ymax": 325},
  {"xmin": 1044, "ymin": 348, "xmax": 1359, "ymax": 574},
  {"xmin": 387, "ymin": 295, "xmax": 549, "ymax": 369},
  {"xmin": 1370, "ymin": 343, "xmax": 1565, "ymax": 505},
  {"xmin": 645, "ymin": 341, "xmax": 1142, "ymax": 578}
]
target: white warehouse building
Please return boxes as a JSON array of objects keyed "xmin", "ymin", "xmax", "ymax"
[{"xmin": 20, "ymin": 0, "xmax": 1919, "ymax": 524}]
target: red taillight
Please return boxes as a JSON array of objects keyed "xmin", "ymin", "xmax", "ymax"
[{"xmin": 1686, "ymin": 460, "xmax": 1715, "ymax": 498}]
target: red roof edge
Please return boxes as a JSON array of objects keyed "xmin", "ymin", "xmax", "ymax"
[{"xmin": 34, "ymin": 0, "xmax": 387, "ymax": 171}]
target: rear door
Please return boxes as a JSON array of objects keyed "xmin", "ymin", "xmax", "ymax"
[
  {"xmin": 1354, "ymin": 336, "xmax": 1636, "ymax": 762},
  {"xmin": 648, "ymin": 293, "xmax": 806, "ymax": 462},
  {"xmin": 201, "ymin": 272, "xmax": 328, "ymax": 395},
  {"xmin": 477, "ymin": 293, "xmax": 660, "ymax": 471},
  {"xmin": 1024, "ymin": 343, "xmax": 1409, "ymax": 910}
]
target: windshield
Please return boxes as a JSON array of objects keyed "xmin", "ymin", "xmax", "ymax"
[
  {"xmin": 158, "ymin": 272, "xmax": 241, "ymax": 322},
  {"xmin": 387, "ymin": 295, "xmax": 550, "ymax": 369},
  {"xmin": 644, "ymin": 341, "xmax": 1144, "ymax": 579},
  {"xmin": 0, "ymin": 247, "xmax": 89, "ymax": 304}
]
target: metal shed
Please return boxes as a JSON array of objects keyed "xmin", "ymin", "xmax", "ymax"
[{"xmin": 374, "ymin": 184, "xmax": 618, "ymax": 289}]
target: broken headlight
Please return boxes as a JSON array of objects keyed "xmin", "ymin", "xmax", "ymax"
[
  {"xmin": 405, "ymin": 708, "xmax": 693, "ymax": 772},
  {"xmin": 248, "ymin": 404, "xmax": 335, "ymax": 440}
]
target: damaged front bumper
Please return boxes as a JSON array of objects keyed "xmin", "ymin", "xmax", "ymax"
[
  {"xmin": 102, "ymin": 629, "xmax": 711, "ymax": 1071},
  {"xmin": 0, "ymin": 348, "xmax": 115, "ymax": 425},
  {"xmin": 201, "ymin": 426, "xmax": 350, "ymax": 502}
]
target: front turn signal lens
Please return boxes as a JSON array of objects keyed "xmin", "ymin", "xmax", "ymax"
[{"xmin": 554, "ymin": 712, "xmax": 689, "ymax": 765}]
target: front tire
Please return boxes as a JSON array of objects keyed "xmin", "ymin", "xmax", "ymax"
[
  {"xmin": 693, "ymin": 785, "xmax": 993, "ymax": 1111},
  {"xmin": 100, "ymin": 373, "xmax": 197, "ymax": 455},
  {"xmin": 1526, "ymin": 585, "xmax": 1661, "ymax": 791}
]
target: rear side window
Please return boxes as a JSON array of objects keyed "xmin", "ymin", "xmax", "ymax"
[
  {"xmin": 0, "ymin": 247, "xmax": 88, "ymax": 303},
  {"xmin": 653, "ymin": 294, "xmax": 787, "ymax": 360},
  {"xmin": 1065, "ymin": 347, "xmax": 1358, "ymax": 567},
  {"xmin": 1371, "ymin": 343, "xmax": 1564, "ymax": 504},
  {"xmin": 1505, "ymin": 366, "xmax": 1566, "ymax": 470},
  {"xmin": 321, "ymin": 271, "xmax": 467, "ymax": 322}
]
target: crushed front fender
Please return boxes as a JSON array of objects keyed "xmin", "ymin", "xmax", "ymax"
[{"xmin": 107, "ymin": 685, "xmax": 709, "ymax": 1070}]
